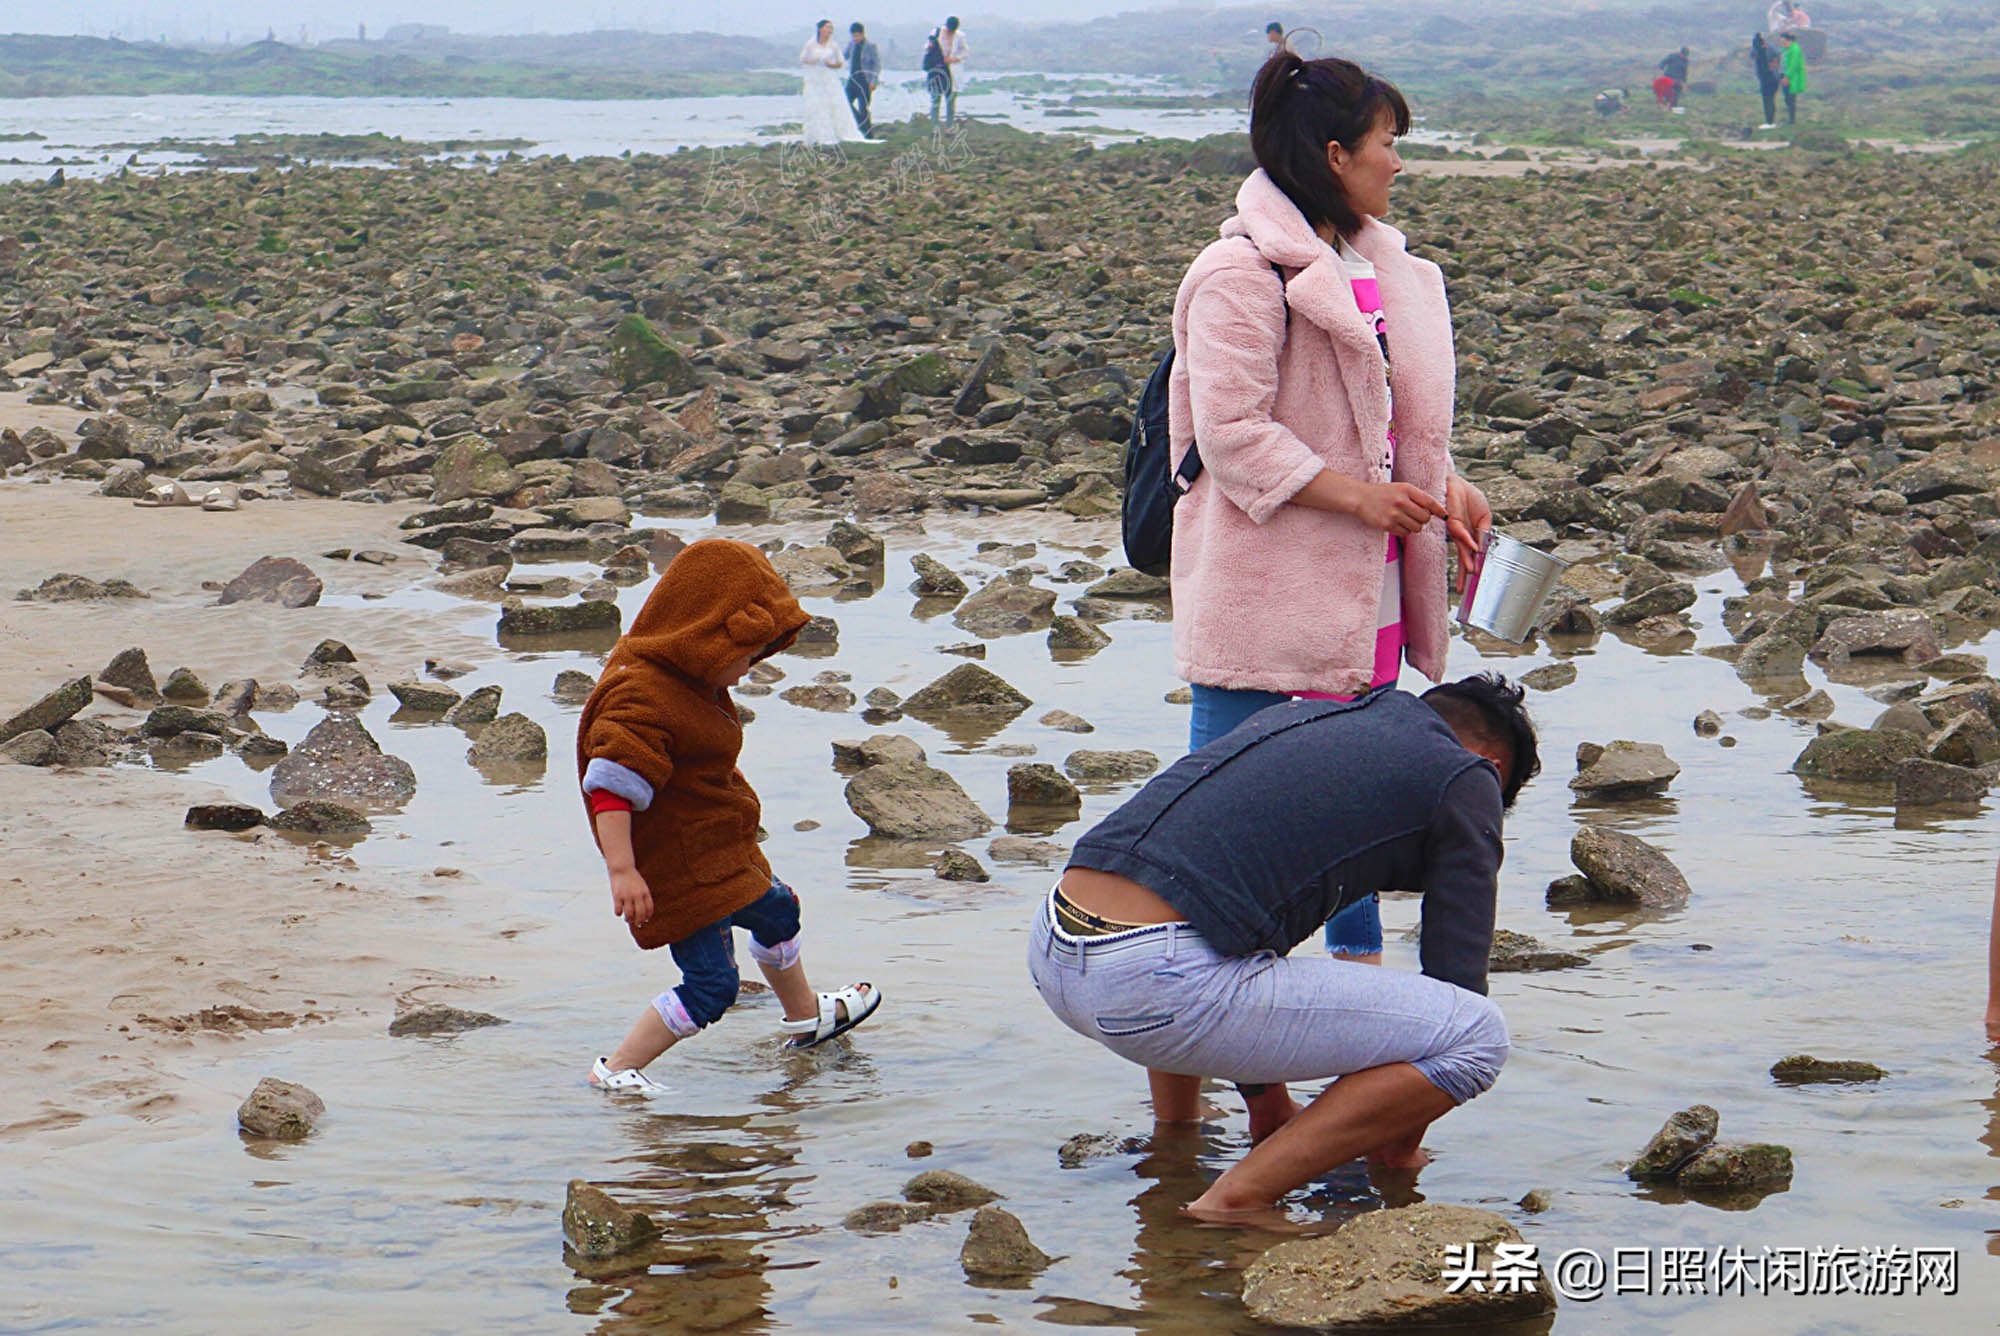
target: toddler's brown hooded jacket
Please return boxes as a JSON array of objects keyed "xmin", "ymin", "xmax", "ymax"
[{"xmin": 576, "ymin": 540, "xmax": 807, "ymax": 949}]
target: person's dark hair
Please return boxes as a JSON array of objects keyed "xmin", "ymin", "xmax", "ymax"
[
  {"xmin": 1249, "ymin": 52, "xmax": 1411, "ymax": 239},
  {"xmin": 1422, "ymin": 673, "xmax": 1540, "ymax": 809},
  {"xmin": 816, "ymin": 18, "xmax": 831, "ymax": 32},
  {"xmin": 851, "ymin": 21, "xmax": 865, "ymax": 33},
  {"xmin": 1267, "ymin": 21, "xmax": 1284, "ymax": 35},
  {"xmin": 946, "ymin": 16, "xmax": 960, "ymax": 30}
]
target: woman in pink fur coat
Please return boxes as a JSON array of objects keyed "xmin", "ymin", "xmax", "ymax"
[{"xmin": 1167, "ymin": 51, "xmax": 1492, "ymax": 967}]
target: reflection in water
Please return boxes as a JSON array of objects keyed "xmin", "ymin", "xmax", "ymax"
[
  {"xmin": 569, "ymin": 1111, "xmax": 809, "ymax": 1336},
  {"xmin": 1983, "ymin": 1051, "xmax": 2000, "ymax": 1259}
]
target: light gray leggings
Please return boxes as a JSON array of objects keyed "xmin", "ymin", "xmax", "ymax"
[{"xmin": 1027, "ymin": 893, "xmax": 1507, "ymax": 1103}]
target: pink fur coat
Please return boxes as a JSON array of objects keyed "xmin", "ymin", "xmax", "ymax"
[{"xmin": 1168, "ymin": 169, "xmax": 1457, "ymax": 697}]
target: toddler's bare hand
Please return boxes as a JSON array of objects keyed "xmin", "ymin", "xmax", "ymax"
[{"xmin": 610, "ymin": 869, "xmax": 653, "ymax": 927}]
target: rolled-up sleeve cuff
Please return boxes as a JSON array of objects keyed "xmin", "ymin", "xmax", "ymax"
[
  {"xmin": 582, "ymin": 758, "xmax": 654, "ymax": 811},
  {"xmin": 1243, "ymin": 451, "xmax": 1329, "ymax": 526}
]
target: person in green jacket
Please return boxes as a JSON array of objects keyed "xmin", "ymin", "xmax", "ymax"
[{"xmin": 1778, "ymin": 31, "xmax": 1809, "ymax": 123}]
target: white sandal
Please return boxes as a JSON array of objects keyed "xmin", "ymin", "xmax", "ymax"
[
  {"xmin": 779, "ymin": 982, "xmax": 882, "ymax": 1049},
  {"xmin": 589, "ymin": 1055, "xmax": 665, "ymax": 1094}
]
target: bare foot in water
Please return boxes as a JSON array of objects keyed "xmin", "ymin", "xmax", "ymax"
[
  {"xmin": 1243, "ymin": 1085, "xmax": 1302, "ymax": 1144},
  {"xmin": 1366, "ymin": 1130, "xmax": 1433, "ymax": 1170},
  {"xmin": 1179, "ymin": 1198, "xmax": 1305, "ymax": 1231}
]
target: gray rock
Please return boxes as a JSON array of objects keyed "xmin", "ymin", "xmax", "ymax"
[
  {"xmin": 0, "ymin": 676, "xmax": 92, "ymax": 746},
  {"xmin": 444, "ymin": 684, "xmax": 503, "ymax": 726},
  {"xmin": 268, "ymin": 801, "xmax": 373, "ymax": 837},
  {"xmin": 1770, "ymin": 1054, "xmax": 1887, "ymax": 1083},
  {"xmin": 826, "ymin": 520, "xmax": 885, "ymax": 566},
  {"xmin": 960, "ymin": 1205, "xmax": 1053, "ymax": 1281},
  {"xmin": 1008, "ymin": 763, "xmax": 1081, "ymax": 808},
  {"xmin": 845, "ymin": 763, "xmax": 992, "ymax": 840},
  {"xmin": 1242, "ymin": 1203, "xmax": 1556, "ymax": 1329},
  {"xmin": 1626, "ymin": 1104, "xmax": 1719, "ymax": 1181},
  {"xmin": 780, "ymin": 683, "xmax": 856, "ymax": 712},
  {"xmin": 388, "ymin": 1004, "xmax": 509, "ymax": 1037},
  {"xmin": 954, "ymin": 579, "xmax": 1056, "ymax": 636},
  {"xmin": 904, "ymin": 1169, "xmax": 1002, "ymax": 1212},
  {"xmin": 1084, "ymin": 568, "xmax": 1171, "ymax": 599},
  {"xmin": 1518, "ymin": 1189, "xmax": 1553, "ymax": 1214},
  {"xmin": 1057, "ymin": 1132, "xmax": 1147, "ymax": 1168},
  {"xmin": 562, "ymin": 1180, "xmax": 659, "ymax": 1259},
  {"xmin": 552, "ymin": 669, "xmax": 597, "ymax": 702},
  {"xmin": 1926, "ymin": 711, "xmax": 2000, "ymax": 766},
  {"xmin": 388, "ymin": 680, "xmax": 463, "ymax": 713},
  {"xmin": 844, "ymin": 1200, "xmax": 937, "ymax": 1233},
  {"xmin": 1606, "ymin": 580, "xmax": 1696, "ymax": 625},
  {"xmin": 0, "ymin": 729, "xmax": 56, "ymax": 765},
  {"xmin": 1521, "ymin": 662, "xmax": 1577, "ymax": 691},
  {"xmin": 1570, "ymin": 741, "xmax": 1680, "ymax": 797},
  {"xmin": 184, "ymin": 803, "xmax": 265, "ymax": 832},
  {"xmin": 988, "ymin": 836, "xmax": 1068, "ymax": 864},
  {"xmin": 1039, "ymin": 709, "xmax": 1094, "ymax": 733},
  {"xmin": 832, "ymin": 734, "xmax": 928, "ymax": 770},
  {"xmin": 1792, "ymin": 728, "xmax": 1926, "ymax": 782},
  {"xmin": 53, "ymin": 720, "xmax": 118, "ymax": 767},
  {"xmin": 1693, "ymin": 709, "xmax": 1725, "ymax": 737},
  {"xmin": 1063, "ymin": 749, "xmax": 1160, "ymax": 784},
  {"xmin": 217, "ymin": 556, "xmax": 322, "ymax": 608},
  {"xmin": 901, "ymin": 664, "xmax": 1032, "ymax": 719},
  {"xmin": 431, "ymin": 435, "xmax": 525, "ymax": 505},
  {"xmin": 908, "ymin": 552, "xmax": 968, "ymax": 597},
  {"xmin": 237, "ymin": 1077, "xmax": 325, "ymax": 1140},
  {"xmin": 99, "ymin": 647, "xmax": 158, "ymax": 702},
  {"xmin": 1812, "ymin": 610, "xmax": 1941, "ymax": 668},
  {"xmin": 497, "ymin": 599, "xmax": 621, "ymax": 638},
  {"xmin": 268, "ymin": 714, "xmax": 417, "ymax": 810},
  {"xmin": 1570, "ymin": 825, "xmax": 1690, "ymax": 907},
  {"xmin": 211, "ymin": 679, "xmax": 259, "ymax": 716},
  {"xmin": 933, "ymin": 849, "xmax": 990, "ymax": 882},
  {"xmin": 1675, "ymin": 1142, "xmax": 1793, "ymax": 1190},
  {"xmin": 1047, "ymin": 615, "xmax": 1111, "ymax": 654},
  {"xmin": 1895, "ymin": 757, "xmax": 1987, "ymax": 808},
  {"xmin": 468, "ymin": 712, "xmax": 548, "ymax": 764},
  {"xmin": 1489, "ymin": 929, "xmax": 1588, "ymax": 972},
  {"xmin": 1735, "ymin": 630, "xmax": 1807, "ymax": 682},
  {"xmin": 15, "ymin": 573, "xmax": 146, "ymax": 601}
]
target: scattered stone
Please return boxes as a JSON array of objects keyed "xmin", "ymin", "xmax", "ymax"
[
  {"xmin": 1793, "ymin": 728, "xmax": 1926, "ymax": 782},
  {"xmin": 1084, "ymin": 568, "xmax": 1171, "ymax": 599},
  {"xmin": 909, "ymin": 552, "xmax": 968, "ymax": 598},
  {"xmin": 1894, "ymin": 757, "xmax": 1987, "ymax": 808},
  {"xmin": 237, "ymin": 1077, "xmax": 325, "ymax": 1140},
  {"xmin": 1489, "ymin": 929, "xmax": 1588, "ymax": 972},
  {"xmin": 832, "ymin": 734, "xmax": 928, "ymax": 770},
  {"xmin": 826, "ymin": 520, "xmax": 885, "ymax": 566},
  {"xmin": 845, "ymin": 762, "xmax": 992, "ymax": 840},
  {"xmin": 988, "ymin": 836, "xmax": 1068, "ymax": 864},
  {"xmin": 961, "ymin": 1206, "xmax": 1054, "ymax": 1281},
  {"xmin": 268, "ymin": 714, "xmax": 417, "ymax": 809},
  {"xmin": 933, "ymin": 849, "xmax": 991, "ymax": 882},
  {"xmin": 552, "ymin": 669, "xmax": 597, "ymax": 702},
  {"xmin": 217, "ymin": 555, "xmax": 322, "ymax": 608},
  {"xmin": 781, "ymin": 683, "xmax": 856, "ymax": 712},
  {"xmin": 900, "ymin": 663, "xmax": 1032, "ymax": 719},
  {"xmin": 268, "ymin": 801, "xmax": 373, "ymax": 837},
  {"xmin": 1570, "ymin": 741, "xmax": 1680, "ymax": 797},
  {"xmin": 184, "ymin": 803, "xmax": 265, "ymax": 832},
  {"xmin": 906, "ymin": 1141, "xmax": 934, "ymax": 1158},
  {"xmin": 99, "ymin": 648, "xmax": 159, "ymax": 702},
  {"xmin": 497, "ymin": 599, "xmax": 621, "ymax": 638},
  {"xmin": 903, "ymin": 1169, "xmax": 1001, "ymax": 1212},
  {"xmin": 388, "ymin": 680, "xmax": 463, "ymax": 713},
  {"xmin": 1569, "ymin": 825, "xmax": 1691, "ymax": 907},
  {"xmin": 954, "ymin": 579, "xmax": 1057, "ymax": 636},
  {"xmin": 1674, "ymin": 1143, "xmax": 1794, "ymax": 1190},
  {"xmin": 1770, "ymin": 1055, "xmax": 1887, "ymax": 1083},
  {"xmin": 14, "ymin": 573, "xmax": 146, "ymax": 601},
  {"xmin": 445, "ymin": 684, "xmax": 503, "ymax": 726},
  {"xmin": 1242, "ymin": 1203, "xmax": 1556, "ymax": 1329},
  {"xmin": 1626, "ymin": 1105, "xmax": 1719, "ymax": 1181},
  {"xmin": 562, "ymin": 1179, "xmax": 660, "ymax": 1259},
  {"xmin": 1518, "ymin": 1189, "xmax": 1553, "ymax": 1214},
  {"xmin": 1693, "ymin": 709, "xmax": 1725, "ymax": 737},
  {"xmin": 1047, "ymin": 614, "xmax": 1112, "ymax": 655},
  {"xmin": 1008, "ymin": 762, "xmax": 1082, "ymax": 809},
  {"xmin": 1812, "ymin": 610, "xmax": 1942, "ymax": 669},
  {"xmin": 388, "ymin": 1004, "xmax": 509, "ymax": 1037},
  {"xmin": 1063, "ymin": 749, "xmax": 1159, "ymax": 784},
  {"xmin": 0, "ymin": 676, "xmax": 92, "ymax": 746},
  {"xmin": 0, "ymin": 729, "xmax": 56, "ymax": 765},
  {"xmin": 844, "ymin": 1200, "xmax": 937, "ymax": 1233},
  {"xmin": 468, "ymin": 713, "xmax": 548, "ymax": 764},
  {"xmin": 1521, "ymin": 662, "xmax": 1577, "ymax": 691}
]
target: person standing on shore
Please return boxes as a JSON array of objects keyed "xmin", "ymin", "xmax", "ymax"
[
  {"xmin": 927, "ymin": 16, "xmax": 967, "ymax": 126},
  {"xmin": 1779, "ymin": 30, "xmax": 1808, "ymax": 124},
  {"xmin": 1161, "ymin": 49, "xmax": 1492, "ymax": 979},
  {"xmin": 1750, "ymin": 32, "xmax": 1782, "ymax": 128},
  {"xmin": 1657, "ymin": 46, "xmax": 1690, "ymax": 113},
  {"xmin": 844, "ymin": 22, "xmax": 881, "ymax": 139}
]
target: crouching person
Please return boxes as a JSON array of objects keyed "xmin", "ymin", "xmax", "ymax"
[{"xmin": 1027, "ymin": 675, "xmax": 1537, "ymax": 1220}]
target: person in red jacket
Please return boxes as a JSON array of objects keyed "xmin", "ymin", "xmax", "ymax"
[{"xmin": 577, "ymin": 539, "xmax": 881, "ymax": 1093}]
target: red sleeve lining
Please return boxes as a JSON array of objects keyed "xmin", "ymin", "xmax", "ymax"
[{"xmin": 587, "ymin": 791, "xmax": 635, "ymax": 816}]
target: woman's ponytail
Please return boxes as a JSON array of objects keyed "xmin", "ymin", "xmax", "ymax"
[{"xmin": 1248, "ymin": 51, "xmax": 1410, "ymax": 240}]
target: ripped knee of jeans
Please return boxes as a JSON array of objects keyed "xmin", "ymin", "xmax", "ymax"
[{"xmin": 746, "ymin": 934, "xmax": 801, "ymax": 972}]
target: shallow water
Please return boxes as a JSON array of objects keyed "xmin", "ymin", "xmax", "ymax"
[{"xmin": 3, "ymin": 509, "xmax": 1998, "ymax": 1333}]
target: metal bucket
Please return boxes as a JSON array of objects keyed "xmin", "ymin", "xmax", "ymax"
[{"xmin": 1455, "ymin": 530, "xmax": 1571, "ymax": 643}]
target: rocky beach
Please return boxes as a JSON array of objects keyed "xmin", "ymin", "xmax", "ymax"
[{"xmin": 4, "ymin": 29, "xmax": 2000, "ymax": 1335}]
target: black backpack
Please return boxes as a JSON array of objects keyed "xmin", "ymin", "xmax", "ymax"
[
  {"xmin": 922, "ymin": 33, "xmax": 947, "ymax": 72},
  {"xmin": 1121, "ymin": 263, "xmax": 1286, "ymax": 577}
]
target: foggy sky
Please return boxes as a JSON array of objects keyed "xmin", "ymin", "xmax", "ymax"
[{"xmin": 0, "ymin": 0, "xmax": 1196, "ymax": 43}]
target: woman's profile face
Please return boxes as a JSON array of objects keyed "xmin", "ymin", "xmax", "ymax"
[
  {"xmin": 817, "ymin": 21, "xmax": 833, "ymax": 41},
  {"xmin": 1328, "ymin": 109, "xmax": 1404, "ymax": 221}
]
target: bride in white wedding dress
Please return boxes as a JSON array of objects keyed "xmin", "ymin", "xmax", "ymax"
[{"xmin": 799, "ymin": 20, "xmax": 873, "ymax": 145}]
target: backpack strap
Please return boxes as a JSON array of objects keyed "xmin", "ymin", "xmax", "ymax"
[{"xmin": 1172, "ymin": 261, "xmax": 1289, "ymax": 495}]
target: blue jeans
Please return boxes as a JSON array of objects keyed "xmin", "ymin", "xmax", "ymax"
[
  {"xmin": 665, "ymin": 879, "xmax": 801, "ymax": 1029},
  {"xmin": 1187, "ymin": 684, "xmax": 1385, "ymax": 957}
]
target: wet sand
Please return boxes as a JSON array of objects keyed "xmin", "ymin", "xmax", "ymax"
[{"xmin": 3, "ymin": 472, "xmax": 1999, "ymax": 1334}]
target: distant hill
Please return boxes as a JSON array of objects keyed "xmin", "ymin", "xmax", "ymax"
[{"xmin": 0, "ymin": 32, "xmax": 795, "ymax": 98}]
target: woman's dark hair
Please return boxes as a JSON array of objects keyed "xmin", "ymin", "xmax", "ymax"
[
  {"xmin": 1422, "ymin": 673, "xmax": 1541, "ymax": 809},
  {"xmin": 1250, "ymin": 51, "xmax": 1411, "ymax": 239}
]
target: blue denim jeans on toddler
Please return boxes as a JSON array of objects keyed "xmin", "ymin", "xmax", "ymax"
[
  {"xmin": 1188, "ymin": 683, "xmax": 1384, "ymax": 957},
  {"xmin": 655, "ymin": 879, "xmax": 802, "ymax": 1036}
]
